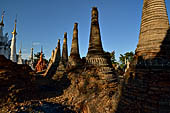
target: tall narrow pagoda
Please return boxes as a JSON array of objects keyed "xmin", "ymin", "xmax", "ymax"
[
  {"xmin": 87, "ymin": 7, "xmax": 104, "ymax": 57},
  {"xmin": 10, "ymin": 19, "xmax": 17, "ymax": 62},
  {"xmin": 44, "ymin": 39, "xmax": 61, "ymax": 77},
  {"xmin": 86, "ymin": 7, "xmax": 118, "ymax": 82},
  {"xmin": 53, "ymin": 36, "xmax": 68, "ymax": 80},
  {"xmin": 67, "ymin": 23, "xmax": 82, "ymax": 69},
  {"xmin": 62, "ymin": 32, "xmax": 68, "ymax": 67}
]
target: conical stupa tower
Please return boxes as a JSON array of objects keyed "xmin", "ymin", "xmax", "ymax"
[
  {"xmin": 44, "ymin": 39, "xmax": 61, "ymax": 77},
  {"xmin": 86, "ymin": 7, "xmax": 112, "ymax": 66},
  {"xmin": 116, "ymin": 1, "xmax": 170, "ymax": 112},
  {"xmin": 67, "ymin": 23, "xmax": 82, "ymax": 69},
  {"xmin": 53, "ymin": 35, "xmax": 69, "ymax": 80},
  {"xmin": 10, "ymin": 19, "xmax": 17, "ymax": 62},
  {"xmin": 87, "ymin": 7, "xmax": 104, "ymax": 56},
  {"xmin": 70, "ymin": 23, "xmax": 80, "ymax": 58},
  {"xmin": 86, "ymin": 7, "xmax": 118, "ymax": 82},
  {"xmin": 53, "ymin": 39, "xmax": 61, "ymax": 64},
  {"xmin": 86, "ymin": 7, "xmax": 106, "ymax": 66},
  {"xmin": 136, "ymin": 0, "xmax": 170, "ymax": 60},
  {"xmin": 62, "ymin": 32, "xmax": 68, "ymax": 66}
]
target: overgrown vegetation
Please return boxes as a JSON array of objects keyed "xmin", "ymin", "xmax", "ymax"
[{"xmin": 107, "ymin": 51, "xmax": 135, "ymax": 69}]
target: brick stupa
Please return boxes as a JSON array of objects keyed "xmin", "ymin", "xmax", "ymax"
[
  {"xmin": 35, "ymin": 49, "xmax": 46, "ymax": 72},
  {"xmin": 61, "ymin": 32, "xmax": 68, "ymax": 67},
  {"xmin": 53, "ymin": 33, "xmax": 68, "ymax": 80},
  {"xmin": 67, "ymin": 23, "xmax": 82, "ymax": 70},
  {"xmin": 86, "ymin": 7, "xmax": 118, "ymax": 82},
  {"xmin": 116, "ymin": 0, "xmax": 170, "ymax": 112},
  {"xmin": 135, "ymin": 0, "xmax": 170, "ymax": 63},
  {"xmin": 44, "ymin": 39, "xmax": 61, "ymax": 77}
]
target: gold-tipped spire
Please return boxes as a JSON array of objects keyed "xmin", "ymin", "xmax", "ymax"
[
  {"xmin": 0, "ymin": 11, "xmax": 5, "ymax": 27},
  {"xmin": 12, "ymin": 19, "xmax": 17, "ymax": 35}
]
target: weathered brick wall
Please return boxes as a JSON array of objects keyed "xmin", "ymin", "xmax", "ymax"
[{"xmin": 116, "ymin": 66, "xmax": 170, "ymax": 113}]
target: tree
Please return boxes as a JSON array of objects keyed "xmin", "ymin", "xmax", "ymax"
[
  {"xmin": 110, "ymin": 51, "xmax": 118, "ymax": 64},
  {"xmin": 104, "ymin": 51, "xmax": 119, "ymax": 65},
  {"xmin": 34, "ymin": 52, "xmax": 45, "ymax": 59},
  {"xmin": 124, "ymin": 51, "xmax": 134, "ymax": 62},
  {"xmin": 119, "ymin": 51, "xmax": 134, "ymax": 69}
]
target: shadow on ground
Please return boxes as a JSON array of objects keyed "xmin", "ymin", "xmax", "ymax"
[
  {"xmin": 17, "ymin": 73, "xmax": 71, "ymax": 102},
  {"xmin": 15, "ymin": 101, "xmax": 76, "ymax": 113},
  {"xmin": 0, "ymin": 55, "xmax": 71, "ymax": 105}
]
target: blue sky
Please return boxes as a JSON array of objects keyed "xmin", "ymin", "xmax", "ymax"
[{"xmin": 0, "ymin": 0, "xmax": 170, "ymax": 61}]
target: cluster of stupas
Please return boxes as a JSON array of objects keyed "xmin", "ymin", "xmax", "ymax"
[
  {"xmin": 0, "ymin": 11, "xmax": 11, "ymax": 59},
  {"xmin": 0, "ymin": 11, "xmax": 36, "ymax": 67},
  {"xmin": 1, "ymin": 0, "xmax": 170, "ymax": 112},
  {"xmin": 44, "ymin": 7, "xmax": 118, "ymax": 84},
  {"xmin": 0, "ymin": 12, "xmax": 23, "ymax": 64}
]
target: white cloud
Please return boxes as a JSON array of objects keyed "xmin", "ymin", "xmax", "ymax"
[
  {"xmin": 32, "ymin": 42, "xmax": 40, "ymax": 46},
  {"xmin": 22, "ymin": 53, "xmax": 30, "ymax": 59},
  {"xmin": 22, "ymin": 48, "xmax": 27, "ymax": 52}
]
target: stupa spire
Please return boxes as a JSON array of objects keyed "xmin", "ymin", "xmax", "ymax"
[
  {"xmin": 67, "ymin": 23, "xmax": 82, "ymax": 69},
  {"xmin": 12, "ymin": 19, "xmax": 17, "ymax": 35},
  {"xmin": 53, "ymin": 39, "xmax": 61, "ymax": 63},
  {"xmin": 87, "ymin": 7, "xmax": 103, "ymax": 56},
  {"xmin": 70, "ymin": 23, "xmax": 80, "ymax": 57},
  {"xmin": 62, "ymin": 32, "xmax": 68, "ymax": 66},
  {"xmin": 44, "ymin": 39, "xmax": 61, "ymax": 77},
  {"xmin": 136, "ymin": 0, "xmax": 170, "ymax": 60},
  {"xmin": 85, "ymin": 7, "xmax": 118, "ymax": 82},
  {"xmin": 10, "ymin": 19, "xmax": 17, "ymax": 62},
  {"xmin": 57, "ymin": 39, "xmax": 60, "ymax": 51},
  {"xmin": 0, "ymin": 10, "xmax": 5, "ymax": 27}
]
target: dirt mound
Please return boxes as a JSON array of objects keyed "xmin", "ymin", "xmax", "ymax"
[
  {"xmin": 0, "ymin": 55, "xmax": 34, "ymax": 104},
  {"xmin": 45, "ymin": 66, "xmax": 121, "ymax": 113}
]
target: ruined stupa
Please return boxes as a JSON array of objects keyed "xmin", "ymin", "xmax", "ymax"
[
  {"xmin": 61, "ymin": 32, "xmax": 68, "ymax": 67},
  {"xmin": 86, "ymin": 7, "xmax": 103, "ymax": 57},
  {"xmin": 135, "ymin": 0, "xmax": 170, "ymax": 64},
  {"xmin": 116, "ymin": 0, "xmax": 170, "ymax": 112},
  {"xmin": 67, "ymin": 23, "xmax": 82, "ymax": 70},
  {"xmin": 53, "ymin": 33, "xmax": 68, "ymax": 80},
  {"xmin": 35, "ymin": 49, "xmax": 46, "ymax": 72},
  {"xmin": 44, "ymin": 39, "xmax": 61, "ymax": 77},
  {"xmin": 86, "ymin": 7, "xmax": 118, "ymax": 82}
]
